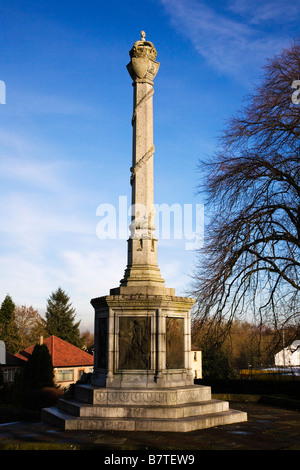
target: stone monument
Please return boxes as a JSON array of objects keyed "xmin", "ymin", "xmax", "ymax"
[{"xmin": 42, "ymin": 32, "xmax": 247, "ymax": 431}]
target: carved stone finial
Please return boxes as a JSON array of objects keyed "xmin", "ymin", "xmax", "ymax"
[{"xmin": 127, "ymin": 32, "xmax": 160, "ymax": 83}]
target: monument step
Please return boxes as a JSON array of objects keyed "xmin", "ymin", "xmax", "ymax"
[
  {"xmin": 58, "ymin": 397, "xmax": 229, "ymax": 419},
  {"xmin": 41, "ymin": 406, "xmax": 247, "ymax": 432},
  {"xmin": 74, "ymin": 384, "xmax": 213, "ymax": 406}
]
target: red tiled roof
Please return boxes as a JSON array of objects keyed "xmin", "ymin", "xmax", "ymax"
[{"xmin": 15, "ymin": 335, "xmax": 94, "ymax": 368}]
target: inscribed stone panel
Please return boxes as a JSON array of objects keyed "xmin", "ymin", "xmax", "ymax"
[
  {"xmin": 119, "ymin": 316, "xmax": 151, "ymax": 369},
  {"xmin": 166, "ymin": 317, "xmax": 184, "ymax": 369},
  {"xmin": 97, "ymin": 317, "xmax": 107, "ymax": 369}
]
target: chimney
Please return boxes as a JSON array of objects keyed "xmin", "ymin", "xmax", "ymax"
[{"xmin": 39, "ymin": 334, "xmax": 43, "ymax": 345}]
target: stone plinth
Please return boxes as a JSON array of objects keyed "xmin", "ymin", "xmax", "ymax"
[
  {"xmin": 90, "ymin": 289, "xmax": 195, "ymax": 389},
  {"xmin": 42, "ymin": 284, "xmax": 247, "ymax": 432},
  {"xmin": 42, "ymin": 384, "xmax": 247, "ymax": 432}
]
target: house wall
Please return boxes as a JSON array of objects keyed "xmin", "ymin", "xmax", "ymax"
[
  {"xmin": 191, "ymin": 350, "xmax": 202, "ymax": 379},
  {"xmin": 0, "ymin": 341, "xmax": 5, "ymax": 364},
  {"xmin": 54, "ymin": 365, "xmax": 94, "ymax": 388},
  {"xmin": 1, "ymin": 366, "xmax": 21, "ymax": 383},
  {"xmin": 274, "ymin": 349, "xmax": 300, "ymax": 367}
]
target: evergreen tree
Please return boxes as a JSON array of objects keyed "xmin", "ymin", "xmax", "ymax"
[
  {"xmin": 0, "ymin": 294, "xmax": 15, "ymax": 324},
  {"xmin": 0, "ymin": 295, "xmax": 20, "ymax": 353},
  {"xmin": 24, "ymin": 343, "xmax": 54, "ymax": 389},
  {"xmin": 45, "ymin": 287, "xmax": 83, "ymax": 347},
  {"xmin": 201, "ymin": 339, "xmax": 237, "ymax": 381}
]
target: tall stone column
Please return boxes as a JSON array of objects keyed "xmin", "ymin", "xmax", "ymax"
[
  {"xmin": 120, "ymin": 32, "xmax": 166, "ymax": 292},
  {"xmin": 90, "ymin": 32, "xmax": 195, "ymax": 389},
  {"xmin": 42, "ymin": 31, "xmax": 247, "ymax": 431}
]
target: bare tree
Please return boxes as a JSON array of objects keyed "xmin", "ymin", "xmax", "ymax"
[
  {"xmin": 193, "ymin": 39, "xmax": 300, "ymax": 345},
  {"xmin": 15, "ymin": 305, "xmax": 47, "ymax": 350}
]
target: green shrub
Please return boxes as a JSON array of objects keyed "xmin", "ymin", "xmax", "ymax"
[{"xmin": 202, "ymin": 343, "xmax": 237, "ymax": 381}]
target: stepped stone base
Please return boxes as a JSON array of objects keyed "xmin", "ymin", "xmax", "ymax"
[{"xmin": 42, "ymin": 384, "xmax": 247, "ymax": 432}]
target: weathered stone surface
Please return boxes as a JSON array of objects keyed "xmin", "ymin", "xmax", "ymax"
[
  {"xmin": 118, "ymin": 316, "xmax": 151, "ymax": 369},
  {"xmin": 74, "ymin": 384, "xmax": 212, "ymax": 405},
  {"xmin": 166, "ymin": 317, "xmax": 185, "ymax": 369},
  {"xmin": 91, "ymin": 291, "xmax": 194, "ymax": 389},
  {"xmin": 42, "ymin": 384, "xmax": 247, "ymax": 432},
  {"xmin": 88, "ymin": 32, "xmax": 196, "ymax": 391},
  {"xmin": 42, "ymin": 32, "xmax": 248, "ymax": 433}
]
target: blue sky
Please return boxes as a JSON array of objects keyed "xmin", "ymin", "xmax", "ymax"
[{"xmin": 0, "ymin": 0, "xmax": 299, "ymax": 332}]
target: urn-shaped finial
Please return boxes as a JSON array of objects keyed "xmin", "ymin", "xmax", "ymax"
[{"xmin": 127, "ymin": 31, "xmax": 160, "ymax": 83}]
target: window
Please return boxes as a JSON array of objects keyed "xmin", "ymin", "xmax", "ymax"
[
  {"xmin": 57, "ymin": 369, "xmax": 74, "ymax": 382},
  {"xmin": 194, "ymin": 352, "xmax": 197, "ymax": 361},
  {"xmin": 3, "ymin": 368, "xmax": 17, "ymax": 382}
]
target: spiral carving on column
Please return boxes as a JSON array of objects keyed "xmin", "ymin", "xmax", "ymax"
[{"xmin": 130, "ymin": 88, "xmax": 155, "ymax": 186}]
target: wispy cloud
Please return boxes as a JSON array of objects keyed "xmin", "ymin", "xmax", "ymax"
[
  {"xmin": 61, "ymin": 245, "xmax": 126, "ymax": 297},
  {"xmin": 227, "ymin": 0, "xmax": 300, "ymax": 25},
  {"xmin": 0, "ymin": 240, "xmax": 126, "ymax": 327},
  {"xmin": 0, "ymin": 129, "xmax": 70, "ymax": 191},
  {"xmin": 0, "ymin": 128, "xmax": 98, "ymax": 316},
  {"xmin": 11, "ymin": 90, "xmax": 93, "ymax": 116},
  {"xmin": 159, "ymin": 0, "xmax": 299, "ymax": 79}
]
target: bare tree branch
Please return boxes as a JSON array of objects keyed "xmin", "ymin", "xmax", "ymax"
[{"xmin": 193, "ymin": 39, "xmax": 300, "ymax": 337}]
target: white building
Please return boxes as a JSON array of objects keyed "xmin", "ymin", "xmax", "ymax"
[
  {"xmin": 191, "ymin": 347, "xmax": 202, "ymax": 379},
  {"xmin": 0, "ymin": 340, "xmax": 5, "ymax": 364},
  {"xmin": 274, "ymin": 340, "xmax": 300, "ymax": 367}
]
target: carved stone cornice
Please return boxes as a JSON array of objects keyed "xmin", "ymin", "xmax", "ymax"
[{"xmin": 91, "ymin": 293, "xmax": 195, "ymax": 311}]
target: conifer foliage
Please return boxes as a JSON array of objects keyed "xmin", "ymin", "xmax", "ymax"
[
  {"xmin": 24, "ymin": 343, "xmax": 54, "ymax": 389},
  {"xmin": 0, "ymin": 294, "xmax": 20, "ymax": 354},
  {"xmin": 45, "ymin": 287, "xmax": 83, "ymax": 348}
]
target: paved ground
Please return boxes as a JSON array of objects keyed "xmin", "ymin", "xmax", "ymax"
[{"xmin": 0, "ymin": 401, "xmax": 299, "ymax": 453}]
